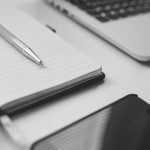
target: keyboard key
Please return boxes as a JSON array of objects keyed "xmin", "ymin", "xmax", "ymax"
[
  {"xmin": 108, "ymin": 10, "xmax": 119, "ymax": 19},
  {"xmin": 96, "ymin": 12, "xmax": 110, "ymax": 22},
  {"xmin": 66, "ymin": 0, "xmax": 150, "ymax": 22}
]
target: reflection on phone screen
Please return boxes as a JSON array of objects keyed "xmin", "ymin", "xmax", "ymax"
[{"xmin": 32, "ymin": 95, "xmax": 150, "ymax": 150}]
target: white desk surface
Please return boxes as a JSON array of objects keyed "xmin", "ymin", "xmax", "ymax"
[{"xmin": 1, "ymin": 0, "xmax": 150, "ymax": 149}]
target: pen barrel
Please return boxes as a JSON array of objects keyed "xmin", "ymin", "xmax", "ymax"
[
  {"xmin": 0, "ymin": 25, "xmax": 18, "ymax": 45},
  {"xmin": 12, "ymin": 39, "xmax": 42, "ymax": 64},
  {"xmin": 0, "ymin": 25, "xmax": 28, "ymax": 52},
  {"xmin": 0, "ymin": 25, "xmax": 43, "ymax": 66}
]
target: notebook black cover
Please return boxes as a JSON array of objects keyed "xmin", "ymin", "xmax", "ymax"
[{"xmin": 1, "ymin": 70, "xmax": 105, "ymax": 116}]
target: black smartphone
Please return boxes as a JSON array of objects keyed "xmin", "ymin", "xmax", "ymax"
[{"xmin": 32, "ymin": 94, "xmax": 150, "ymax": 150}]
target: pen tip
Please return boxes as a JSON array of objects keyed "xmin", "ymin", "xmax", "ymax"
[{"xmin": 39, "ymin": 61, "xmax": 45, "ymax": 68}]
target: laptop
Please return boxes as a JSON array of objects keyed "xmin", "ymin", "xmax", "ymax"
[{"xmin": 45, "ymin": 0, "xmax": 150, "ymax": 62}]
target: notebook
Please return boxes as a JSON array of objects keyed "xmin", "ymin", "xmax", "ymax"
[{"xmin": 0, "ymin": 8, "xmax": 104, "ymax": 115}]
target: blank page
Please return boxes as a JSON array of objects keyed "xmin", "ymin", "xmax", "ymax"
[{"xmin": 0, "ymin": 8, "xmax": 100, "ymax": 106}]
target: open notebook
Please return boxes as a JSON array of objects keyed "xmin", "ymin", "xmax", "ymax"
[{"xmin": 0, "ymin": 8, "xmax": 104, "ymax": 115}]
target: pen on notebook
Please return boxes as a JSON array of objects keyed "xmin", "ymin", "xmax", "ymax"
[
  {"xmin": 0, "ymin": 111, "xmax": 29, "ymax": 149},
  {"xmin": 0, "ymin": 24, "xmax": 45, "ymax": 67}
]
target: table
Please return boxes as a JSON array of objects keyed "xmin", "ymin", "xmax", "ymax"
[{"xmin": 1, "ymin": 0, "xmax": 150, "ymax": 149}]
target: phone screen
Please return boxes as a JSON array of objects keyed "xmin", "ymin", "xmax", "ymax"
[{"xmin": 32, "ymin": 95, "xmax": 150, "ymax": 150}]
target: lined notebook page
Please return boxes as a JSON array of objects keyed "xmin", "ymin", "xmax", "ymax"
[{"xmin": 0, "ymin": 8, "xmax": 100, "ymax": 106}]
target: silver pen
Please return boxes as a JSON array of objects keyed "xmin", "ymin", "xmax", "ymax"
[{"xmin": 0, "ymin": 25, "xmax": 44, "ymax": 67}]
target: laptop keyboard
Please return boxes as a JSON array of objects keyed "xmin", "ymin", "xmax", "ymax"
[{"xmin": 65, "ymin": 0, "xmax": 150, "ymax": 22}]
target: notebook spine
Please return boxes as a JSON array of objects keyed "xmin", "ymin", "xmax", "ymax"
[{"xmin": 2, "ymin": 69, "xmax": 105, "ymax": 117}]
